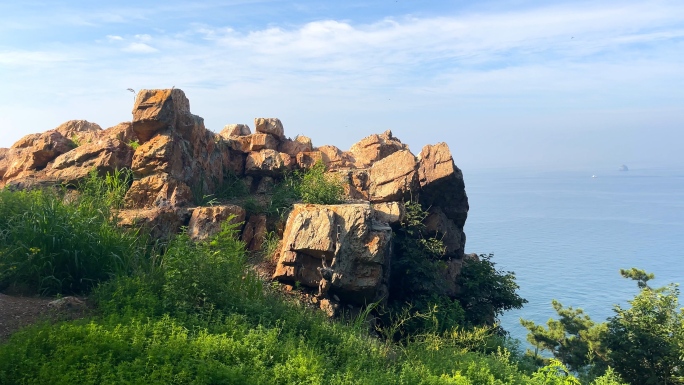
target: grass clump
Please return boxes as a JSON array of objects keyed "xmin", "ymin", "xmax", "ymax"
[
  {"xmin": 0, "ymin": 169, "xmax": 143, "ymax": 295},
  {"xmin": 298, "ymin": 161, "xmax": 345, "ymax": 205}
]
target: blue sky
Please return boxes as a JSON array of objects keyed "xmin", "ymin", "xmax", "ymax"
[{"xmin": 1, "ymin": 0, "xmax": 683, "ymax": 170}]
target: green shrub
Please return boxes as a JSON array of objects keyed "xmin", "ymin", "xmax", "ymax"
[
  {"xmin": 456, "ymin": 254, "xmax": 527, "ymax": 327},
  {"xmin": 298, "ymin": 161, "xmax": 344, "ymax": 205}
]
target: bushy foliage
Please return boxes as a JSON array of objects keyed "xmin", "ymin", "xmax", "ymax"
[
  {"xmin": 523, "ymin": 268, "xmax": 683, "ymax": 385},
  {"xmin": 297, "ymin": 161, "xmax": 345, "ymax": 205},
  {"xmin": 387, "ymin": 201, "xmax": 525, "ymax": 337},
  {"xmin": 521, "ymin": 300, "xmax": 608, "ymax": 378},
  {"xmin": 456, "ymin": 254, "xmax": 527, "ymax": 327},
  {"xmin": 604, "ymin": 269, "xmax": 684, "ymax": 385},
  {"xmin": 0, "ymin": 169, "xmax": 144, "ymax": 294}
]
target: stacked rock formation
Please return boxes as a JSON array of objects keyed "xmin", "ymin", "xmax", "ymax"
[{"xmin": 0, "ymin": 88, "xmax": 470, "ymax": 310}]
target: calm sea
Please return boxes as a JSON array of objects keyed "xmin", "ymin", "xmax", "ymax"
[{"xmin": 463, "ymin": 167, "xmax": 684, "ymax": 346}]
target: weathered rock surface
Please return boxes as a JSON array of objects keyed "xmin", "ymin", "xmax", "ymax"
[
  {"xmin": 273, "ymin": 204, "xmax": 392, "ymax": 305},
  {"xmin": 255, "ymin": 118, "xmax": 285, "ymax": 140},
  {"xmin": 1, "ymin": 87, "xmax": 473, "ymax": 318},
  {"xmin": 220, "ymin": 124, "xmax": 251, "ymax": 138},
  {"xmin": 245, "ymin": 149, "xmax": 294, "ymax": 176},
  {"xmin": 242, "ymin": 214, "xmax": 267, "ymax": 251},
  {"xmin": 417, "ymin": 143, "xmax": 469, "ymax": 228},
  {"xmin": 369, "ymin": 150, "xmax": 417, "ymax": 202},
  {"xmin": 279, "ymin": 136, "xmax": 313, "ymax": 157},
  {"xmin": 54, "ymin": 120, "xmax": 102, "ymax": 146},
  {"xmin": 349, "ymin": 130, "xmax": 407, "ymax": 168},
  {"xmin": 3, "ymin": 130, "xmax": 74, "ymax": 181},
  {"xmin": 372, "ymin": 202, "xmax": 405, "ymax": 226},
  {"xmin": 188, "ymin": 205, "xmax": 246, "ymax": 241},
  {"xmin": 124, "ymin": 89, "xmax": 239, "ymax": 208},
  {"xmin": 47, "ymin": 138, "xmax": 133, "ymax": 184},
  {"xmin": 118, "ymin": 208, "xmax": 187, "ymax": 241}
]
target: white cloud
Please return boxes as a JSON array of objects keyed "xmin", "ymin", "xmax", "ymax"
[
  {"xmin": 123, "ymin": 42, "xmax": 159, "ymax": 53},
  {"xmin": 106, "ymin": 35, "xmax": 124, "ymax": 41}
]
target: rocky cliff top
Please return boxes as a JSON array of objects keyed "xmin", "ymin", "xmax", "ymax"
[{"xmin": 0, "ymin": 88, "xmax": 471, "ymax": 315}]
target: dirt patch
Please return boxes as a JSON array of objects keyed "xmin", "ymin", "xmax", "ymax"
[{"xmin": 0, "ymin": 293, "xmax": 91, "ymax": 342}]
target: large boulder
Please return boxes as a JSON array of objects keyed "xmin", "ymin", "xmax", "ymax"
[
  {"xmin": 245, "ymin": 149, "xmax": 294, "ymax": 176},
  {"xmin": 368, "ymin": 149, "xmax": 417, "ymax": 202},
  {"xmin": 279, "ymin": 136, "xmax": 313, "ymax": 157},
  {"xmin": 254, "ymin": 118, "xmax": 285, "ymax": 140},
  {"xmin": 417, "ymin": 143, "xmax": 469, "ymax": 228},
  {"xmin": 220, "ymin": 124, "xmax": 251, "ymax": 138},
  {"xmin": 349, "ymin": 130, "xmax": 407, "ymax": 168},
  {"xmin": 273, "ymin": 203, "xmax": 392, "ymax": 305},
  {"xmin": 3, "ymin": 130, "xmax": 74, "ymax": 181},
  {"xmin": 54, "ymin": 120, "xmax": 102, "ymax": 146},
  {"xmin": 124, "ymin": 89, "xmax": 234, "ymax": 208},
  {"xmin": 46, "ymin": 138, "xmax": 133, "ymax": 184},
  {"xmin": 131, "ymin": 89, "xmax": 190, "ymax": 143},
  {"xmin": 117, "ymin": 207, "xmax": 187, "ymax": 241},
  {"xmin": 187, "ymin": 205, "xmax": 246, "ymax": 241}
]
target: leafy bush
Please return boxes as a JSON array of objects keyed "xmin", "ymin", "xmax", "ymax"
[
  {"xmin": 523, "ymin": 268, "xmax": 683, "ymax": 385},
  {"xmin": 456, "ymin": 254, "xmax": 527, "ymax": 327},
  {"xmin": 297, "ymin": 161, "xmax": 344, "ymax": 205}
]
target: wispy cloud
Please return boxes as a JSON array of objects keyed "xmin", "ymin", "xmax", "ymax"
[
  {"xmin": 123, "ymin": 42, "xmax": 159, "ymax": 53},
  {"xmin": 0, "ymin": 0, "xmax": 683, "ymax": 168}
]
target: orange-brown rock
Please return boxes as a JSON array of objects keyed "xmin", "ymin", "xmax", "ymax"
[
  {"xmin": 125, "ymin": 174, "xmax": 193, "ymax": 209},
  {"xmin": 349, "ymin": 130, "xmax": 407, "ymax": 168},
  {"xmin": 124, "ymin": 89, "xmax": 237, "ymax": 208},
  {"xmin": 219, "ymin": 124, "xmax": 251, "ymax": 138},
  {"xmin": 117, "ymin": 207, "xmax": 187, "ymax": 241},
  {"xmin": 317, "ymin": 145, "xmax": 352, "ymax": 169},
  {"xmin": 335, "ymin": 169, "xmax": 370, "ymax": 200},
  {"xmin": 417, "ymin": 143, "xmax": 468, "ymax": 228},
  {"xmin": 46, "ymin": 137, "xmax": 133, "ymax": 184},
  {"xmin": 368, "ymin": 149, "xmax": 417, "ymax": 202},
  {"xmin": 295, "ymin": 151, "xmax": 323, "ymax": 169},
  {"xmin": 248, "ymin": 133, "xmax": 279, "ymax": 152},
  {"xmin": 372, "ymin": 202, "xmax": 405, "ymax": 225},
  {"xmin": 101, "ymin": 122, "xmax": 138, "ymax": 143},
  {"xmin": 278, "ymin": 135, "xmax": 313, "ymax": 156},
  {"xmin": 273, "ymin": 203, "xmax": 391, "ymax": 305},
  {"xmin": 254, "ymin": 118, "xmax": 285, "ymax": 140},
  {"xmin": 241, "ymin": 214, "xmax": 267, "ymax": 251},
  {"xmin": 245, "ymin": 149, "xmax": 294, "ymax": 176},
  {"xmin": 54, "ymin": 120, "xmax": 102, "ymax": 146},
  {"xmin": 131, "ymin": 89, "xmax": 190, "ymax": 143},
  {"xmin": 3, "ymin": 131, "xmax": 73, "ymax": 181},
  {"xmin": 187, "ymin": 205, "xmax": 246, "ymax": 241}
]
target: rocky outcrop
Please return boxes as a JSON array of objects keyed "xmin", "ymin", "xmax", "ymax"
[
  {"xmin": 124, "ymin": 89, "xmax": 237, "ymax": 208},
  {"xmin": 349, "ymin": 130, "xmax": 407, "ymax": 168},
  {"xmin": 0, "ymin": 87, "xmax": 472, "ymax": 316},
  {"xmin": 273, "ymin": 204, "xmax": 392, "ymax": 305}
]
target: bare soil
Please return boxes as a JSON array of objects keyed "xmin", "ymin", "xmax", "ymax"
[{"xmin": 0, "ymin": 292, "xmax": 90, "ymax": 342}]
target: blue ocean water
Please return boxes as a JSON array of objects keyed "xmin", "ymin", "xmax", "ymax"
[{"xmin": 463, "ymin": 167, "xmax": 684, "ymax": 346}]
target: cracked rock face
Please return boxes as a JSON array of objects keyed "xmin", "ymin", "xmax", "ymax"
[{"xmin": 273, "ymin": 204, "xmax": 392, "ymax": 305}]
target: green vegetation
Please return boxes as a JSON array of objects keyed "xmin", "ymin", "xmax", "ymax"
[
  {"xmin": 386, "ymin": 201, "xmax": 527, "ymax": 337},
  {"xmin": 522, "ymin": 268, "xmax": 684, "ymax": 384},
  {"xmin": 0, "ymin": 174, "xmax": 629, "ymax": 384},
  {"xmin": 127, "ymin": 139, "xmax": 140, "ymax": 150},
  {"xmin": 0, "ymin": 169, "xmax": 143, "ymax": 295},
  {"xmin": 297, "ymin": 161, "xmax": 345, "ymax": 205}
]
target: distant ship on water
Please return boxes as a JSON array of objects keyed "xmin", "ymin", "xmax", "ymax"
[{"xmin": 619, "ymin": 164, "xmax": 629, "ymax": 172}]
